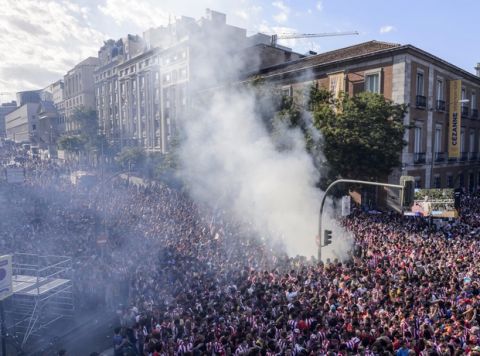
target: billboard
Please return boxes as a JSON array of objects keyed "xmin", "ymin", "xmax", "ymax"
[
  {"xmin": 408, "ymin": 189, "xmax": 458, "ymax": 218},
  {"xmin": 448, "ymin": 80, "xmax": 462, "ymax": 158},
  {"xmin": 0, "ymin": 255, "xmax": 13, "ymax": 301}
]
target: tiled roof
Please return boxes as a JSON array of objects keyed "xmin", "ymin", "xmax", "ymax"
[{"xmin": 255, "ymin": 40, "xmax": 402, "ymax": 77}]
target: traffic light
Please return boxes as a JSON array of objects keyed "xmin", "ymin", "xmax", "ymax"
[
  {"xmin": 400, "ymin": 176, "xmax": 415, "ymax": 209},
  {"xmin": 324, "ymin": 229, "xmax": 332, "ymax": 246}
]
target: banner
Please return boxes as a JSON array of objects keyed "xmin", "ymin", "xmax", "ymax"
[
  {"xmin": 0, "ymin": 255, "xmax": 13, "ymax": 301},
  {"xmin": 328, "ymin": 72, "xmax": 345, "ymax": 99},
  {"xmin": 448, "ymin": 79, "xmax": 462, "ymax": 158}
]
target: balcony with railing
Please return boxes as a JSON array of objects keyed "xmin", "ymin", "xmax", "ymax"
[
  {"xmin": 460, "ymin": 151, "xmax": 468, "ymax": 161},
  {"xmin": 416, "ymin": 95, "xmax": 427, "ymax": 109},
  {"xmin": 436, "ymin": 100, "xmax": 446, "ymax": 112},
  {"xmin": 414, "ymin": 152, "xmax": 426, "ymax": 164},
  {"xmin": 461, "ymin": 106, "xmax": 469, "ymax": 118},
  {"xmin": 448, "ymin": 154, "xmax": 458, "ymax": 162},
  {"xmin": 469, "ymin": 152, "xmax": 478, "ymax": 161},
  {"xmin": 434, "ymin": 151, "xmax": 445, "ymax": 163},
  {"xmin": 472, "ymin": 109, "xmax": 478, "ymax": 119}
]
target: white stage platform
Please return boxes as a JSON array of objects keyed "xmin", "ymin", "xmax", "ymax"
[{"xmin": 12, "ymin": 275, "xmax": 70, "ymax": 296}]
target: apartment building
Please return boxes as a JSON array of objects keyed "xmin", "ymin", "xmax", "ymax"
[
  {"xmin": 94, "ymin": 9, "xmax": 302, "ymax": 153},
  {"xmin": 254, "ymin": 40, "xmax": 480, "ymax": 190},
  {"xmin": 64, "ymin": 57, "xmax": 99, "ymax": 132},
  {"xmin": 5, "ymin": 103, "xmax": 40, "ymax": 143},
  {"xmin": 0, "ymin": 101, "xmax": 17, "ymax": 138}
]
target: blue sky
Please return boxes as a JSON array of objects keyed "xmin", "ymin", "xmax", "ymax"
[{"xmin": 0, "ymin": 0, "xmax": 478, "ymax": 101}]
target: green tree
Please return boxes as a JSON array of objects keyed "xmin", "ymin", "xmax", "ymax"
[
  {"xmin": 57, "ymin": 135, "xmax": 86, "ymax": 153},
  {"xmin": 311, "ymin": 87, "xmax": 409, "ymax": 182},
  {"xmin": 72, "ymin": 107, "xmax": 99, "ymax": 143},
  {"xmin": 115, "ymin": 147, "xmax": 146, "ymax": 171}
]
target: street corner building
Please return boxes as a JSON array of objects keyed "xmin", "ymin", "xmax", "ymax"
[{"xmin": 251, "ymin": 40, "xmax": 480, "ymax": 193}]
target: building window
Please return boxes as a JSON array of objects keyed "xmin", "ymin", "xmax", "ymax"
[
  {"xmin": 415, "ymin": 178, "xmax": 421, "ymax": 189},
  {"xmin": 461, "ymin": 127, "xmax": 466, "ymax": 153},
  {"xmin": 434, "ymin": 124, "xmax": 442, "ymax": 153},
  {"xmin": 434, "ymin": 176, "xmax": 441, "ymax": 188},
  {"xmin": 470, "ymin": 130, "xmax": 475, "ymax": 153},
  {"xmin": 447, "ymin": 175, "xmax": 453, "ymax": 188},
  {"xmin": 459, "ymin": 173, "xmax": 465, "ymax": 187},
  {"xmin": 32, "ymin": 124, "xmax": 36, "ymax": 130},
  {"xmin": 472, "ymin": 91, "xmax": 477, "ymax": 110},
  {"xmin": 436, "ymin": 78, "xmax": 444, "ymax": 101},
  {"xmin": 416, "ymin": 71, "xmax": 424, "ymax": 96},
  {"xmin": 414, "ymin": 123, "xmax": 422, "ymax": 153},
  {"xmin": 365, "ymin": 73, "xmax": 380, "ymax": 93}
]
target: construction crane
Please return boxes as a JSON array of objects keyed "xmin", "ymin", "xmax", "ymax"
[{"xmin": 271, "ymin": 31, "xmax": 359, "ymax": 47}]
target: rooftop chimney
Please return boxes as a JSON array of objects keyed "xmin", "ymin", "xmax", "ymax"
[{"xmin": 476, "ymin": 63, "xmax": 480, "ymax": 77}]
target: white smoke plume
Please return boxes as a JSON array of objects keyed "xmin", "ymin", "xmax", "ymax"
[
  {"xmin": 179, "ymin": 86, "xmax": 337, "ymax": 258},
  {"xmin": 173, "ymin": 10, "xmax": 353, "ymax": 260}
]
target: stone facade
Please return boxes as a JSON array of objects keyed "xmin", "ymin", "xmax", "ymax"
[{"xmin": 254, "ymin": 41, "xmax": 480, "ymax": 190}]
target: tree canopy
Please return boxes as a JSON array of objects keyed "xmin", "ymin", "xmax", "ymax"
[
  {"xmin": 115, "ymin": 147, "xmax": 146, "ymax": 171},
  {"xmin": 310, "ymin": 88, "xmax": 408, "ymax": 181},
  {"xmin": 263, "ymin": 84, "xmax": 409, "ymax": 185},
  {"xmin": 58, "ymin": 135, "xmax": 86, "ymax": 153}
]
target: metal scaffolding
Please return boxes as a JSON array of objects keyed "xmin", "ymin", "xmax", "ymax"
[{"xmin": 5, "ymin": 253, "xmax": 74, "ymax": 348}]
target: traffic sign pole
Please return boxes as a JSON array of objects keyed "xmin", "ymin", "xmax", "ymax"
[{"xmin": 1, "ymin": 300, "xmax": 6, "ymax": 356}]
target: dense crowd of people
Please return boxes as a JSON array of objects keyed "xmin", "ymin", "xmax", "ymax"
[{"xmin": 1, "ymin": 142, "xmax": 480, "ymax": 355}]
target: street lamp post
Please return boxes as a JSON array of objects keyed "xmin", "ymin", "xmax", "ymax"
[{"xmin": 318, "ymin": 179, "xmax": 404, "ymax": 261}]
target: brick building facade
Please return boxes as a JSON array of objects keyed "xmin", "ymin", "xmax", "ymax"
[{"xmin": 254, "ymin": 41, "xmax": 480, "ymax": 190}]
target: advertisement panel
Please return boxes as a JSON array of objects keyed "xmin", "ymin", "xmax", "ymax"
[
  {"xmin": 448, "ymin": 79, "xmax": 462, "ymax": 158},
  {"xmin": 0, "ymin": 255, "xmax": 13, "ymax": 301},
  {"xmin": 408, "ymin": 189, "xmax": 458, "ymax": 218}
]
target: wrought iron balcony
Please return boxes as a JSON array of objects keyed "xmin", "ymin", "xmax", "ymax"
[
  {"xmin": 436, "ymin": 100, "xmax": 446, "ymax": 112},
  {"xmin": 416, "ymin": 95, "xmax": 427, "ymax": 109},
  {"xmin": 434, "ymin": 152, "xmax": 445, "ymax": 162},
  {"xmin": 472, "ymin": 109, "xmax": 478, "ymax": 119},
  {"xmin": 448, "ymin": 155, "xmax": 458, "ymax": 162},
  {"xmin": 469, "ymin": 152, "xmax": 478, "ymax": 161},
  {"xmin": 461, "ymin": 106, "xmax": 469, "ymax": 118},
  {"xmin": 460, "ymin": 152, "xmax": 468, "ymax": 161},
  {"xmin": 414, "ymin": 152, "xmax": 426, "ymax": 164}
]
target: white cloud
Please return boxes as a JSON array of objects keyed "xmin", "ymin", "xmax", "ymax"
[
  {"xmin": 380, "ymin": 25, "xmax": 395, "ymax": 34},
  {"xmin": 273, "ymin": 12, "xmax": 288, "ymax": 23},
  {"xmin": 0, "ymin": 0, "xmax": 106, "ymax": 98},
  {"xmin": 0, "ymin": 0, "xmax": 309, "ymax": 99},
  {"xmin": 272, "ymin": 1, "xmax": 290, "ymax": 24},
  {"xmin": 98, "ymin": 0, "xmax": 170, "ymax": 29},
  {"xmin": 234, "ymin": 5, "xmax": 262, "ymax": 22},
  {"xmin": 316, "ymin": 1, "xmax": 323, "ymax": 11}
]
